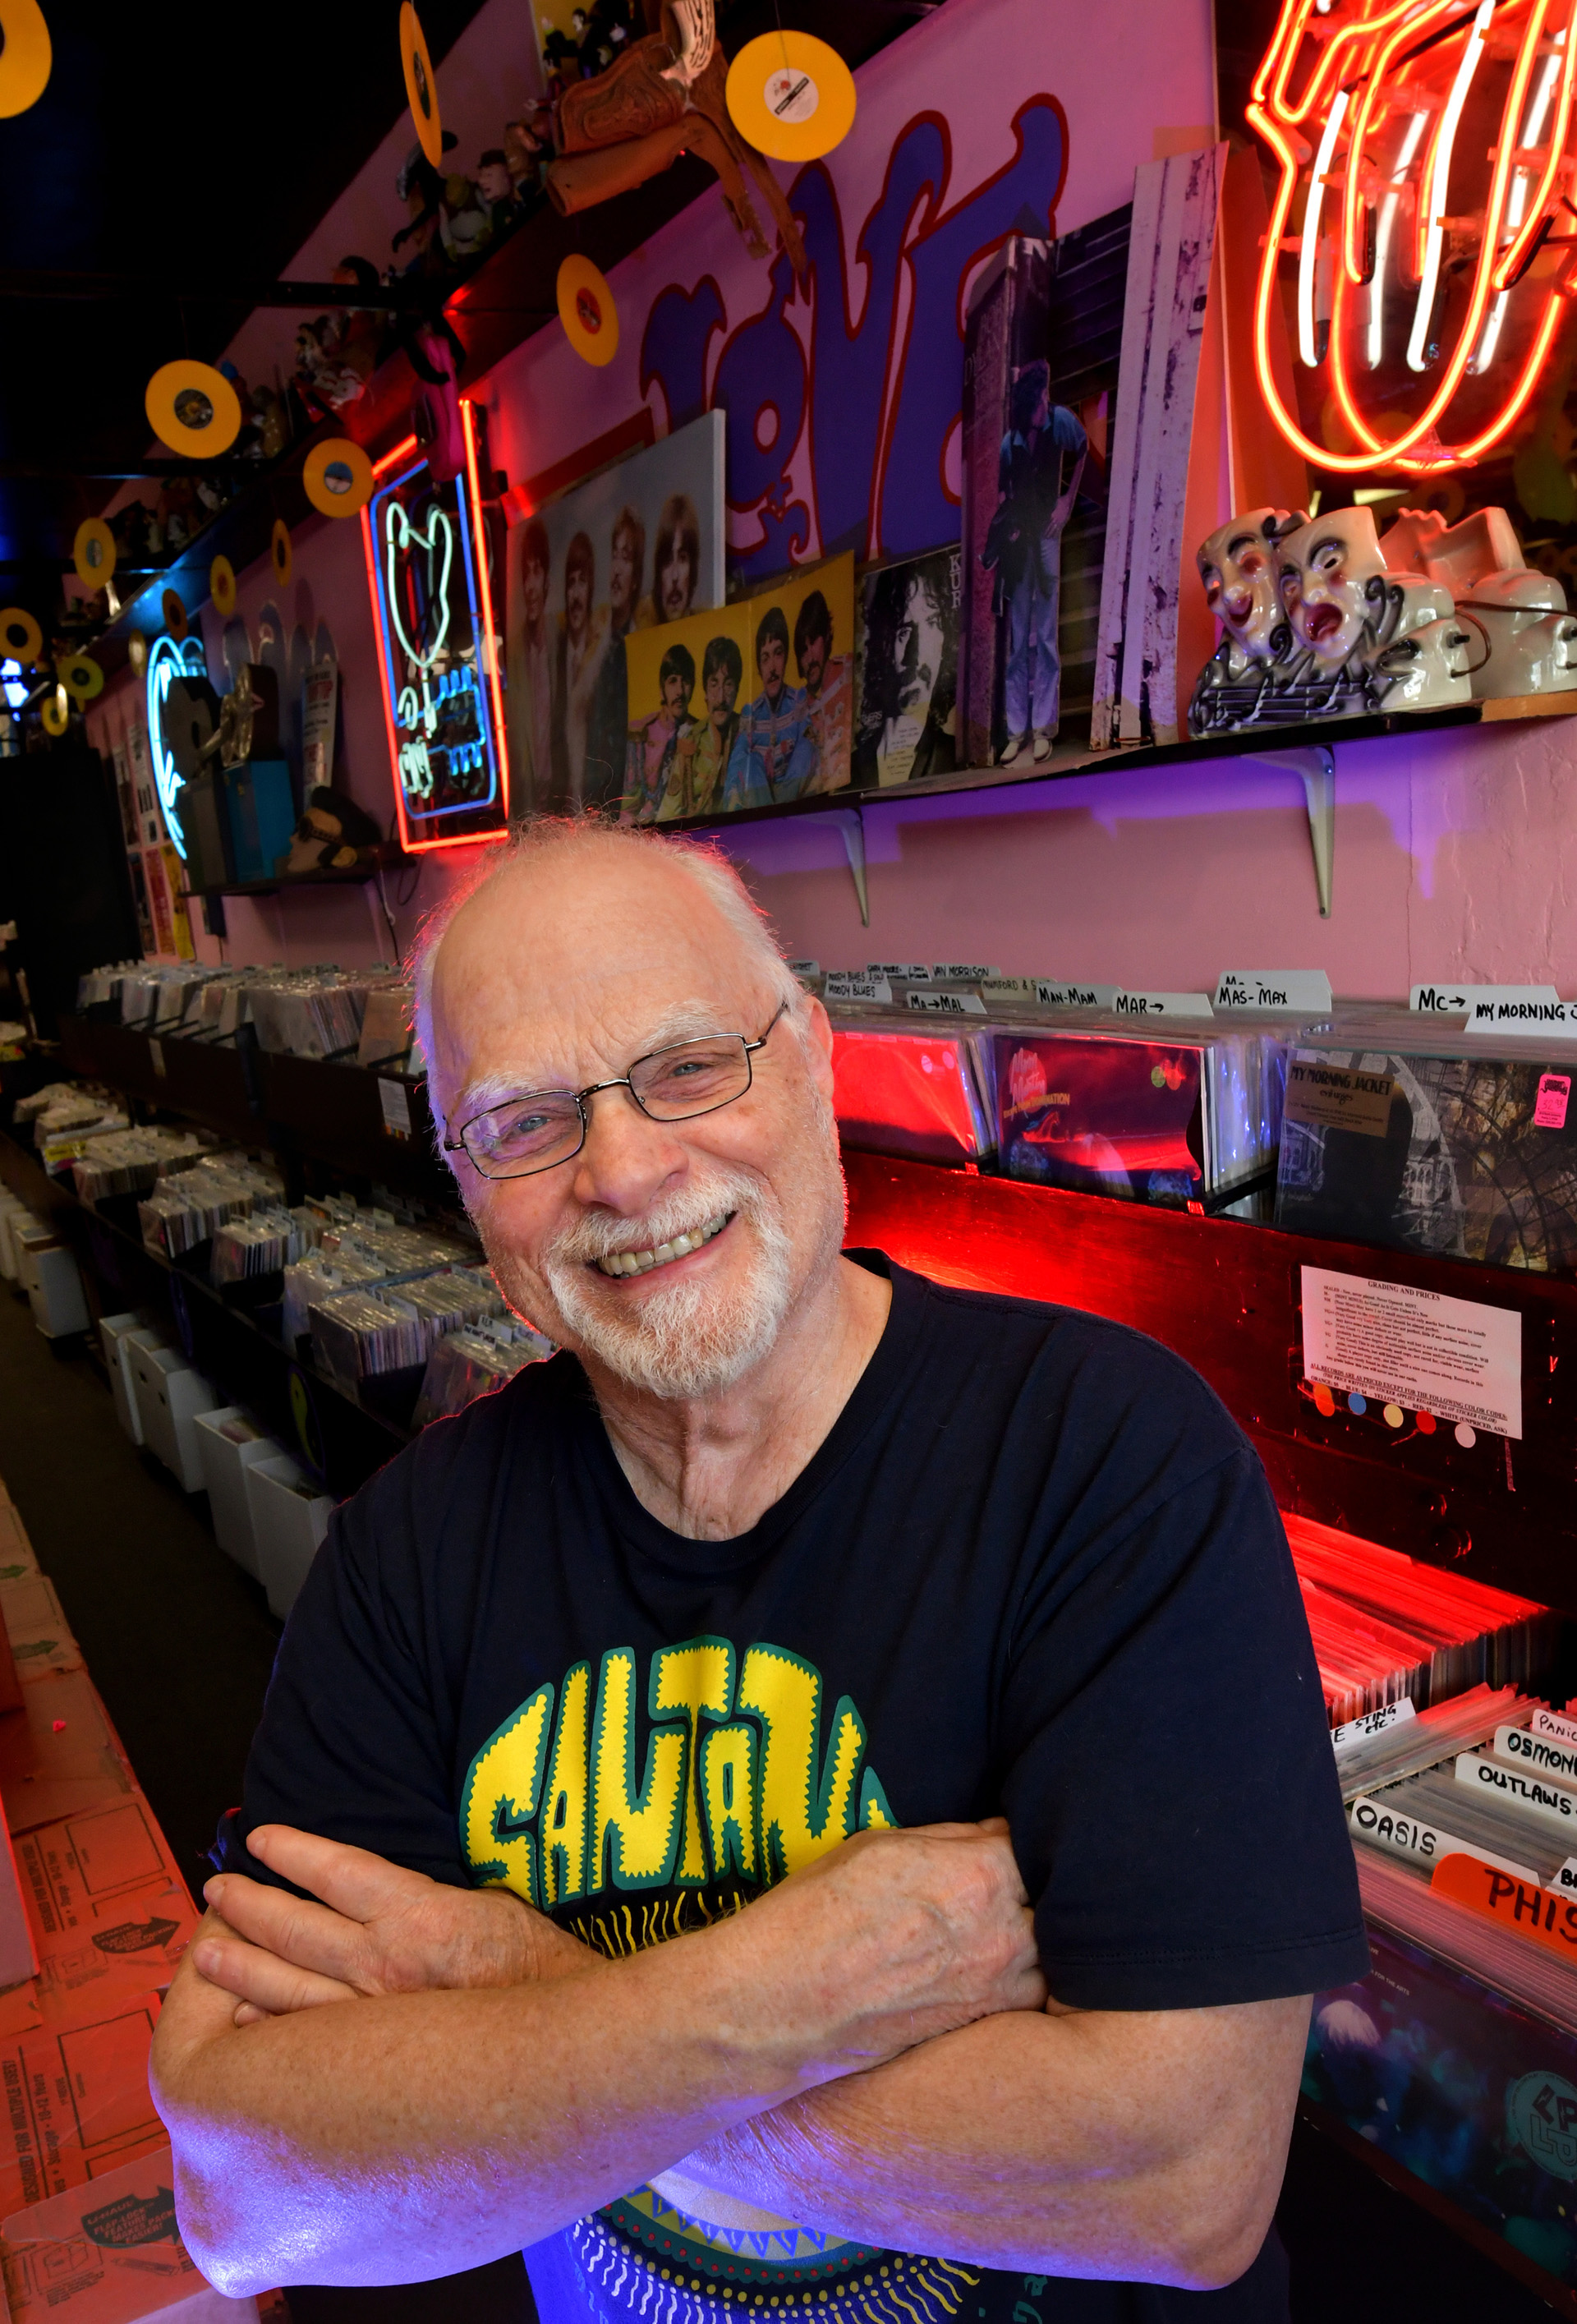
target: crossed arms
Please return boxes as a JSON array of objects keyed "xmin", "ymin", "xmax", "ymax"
[{"xmin": 149, "ymin": 1822, "xmax": 1309, "ymax": 2299}]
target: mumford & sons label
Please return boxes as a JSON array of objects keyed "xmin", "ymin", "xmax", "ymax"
[{"xmin": 1283, "ymin": 1057, "xmax": 1397, "ymax": 1137}]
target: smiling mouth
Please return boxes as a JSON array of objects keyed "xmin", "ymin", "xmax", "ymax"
[{"xmin": 594, "ymin": 1212, "xmax": 733, "ymax": 1277}]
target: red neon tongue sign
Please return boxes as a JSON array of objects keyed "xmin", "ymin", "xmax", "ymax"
[{"xmin": 1248, "ymin": 0, "xmax": 1577, "ymax": 473}]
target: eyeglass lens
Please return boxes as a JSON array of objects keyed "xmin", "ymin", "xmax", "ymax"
[{"xmin": 463, "ymin": 1035, "xmax": 752, "ymax": 1175}]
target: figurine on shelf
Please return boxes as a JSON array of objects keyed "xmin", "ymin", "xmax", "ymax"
[
  {"xmin": 504, "ymin": 110, "xmax": 554, "ymax": 193},
  {"xmin": 476, "ymin": 149, "xmax": 525, "ymax": 233},
  {"xmin": 442, "ymin": 173, "xmax": 494, "ymax": 261},
  {"xmin": 1188, "ymin": 503, "xmax": 1472, "ymax": 736},
  {"xmin": 280, "ymin": 786, "xmax": 382, "ymax": 877},
  {"xmin": 546, "ymin": 0, "xmax": 809, "ymax": 279},
  {"xmin": 1272, "ymin": 508, "xmax": 1469, "ymax": 718},
  {"xmin": 1377, "ymin": 505, "xmax": 1577, "ymax": 701},
  {"xmin": 1190, "ymin": 509, "xmax": 1303, "ymax": 731},
  {"xmin": 198, "ymin": 665, "xmax": 280, "ymax": 773},
  {"xmin": 250, "ymin": 384, "xmax": 290, "ymax": 462}
]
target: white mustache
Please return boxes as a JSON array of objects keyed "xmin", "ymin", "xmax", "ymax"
[{"xmin": 542, "ymin": 1171, "xmax": 761, "ymax": 1271}]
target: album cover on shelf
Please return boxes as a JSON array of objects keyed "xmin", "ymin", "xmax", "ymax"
[
  {"xmin": 988, "ymin": 1019, "xmax": 1285, "ymax": 1209},
  {"xmin": 853, "ymin": 547, "xmax": 961, "ymax": 788},
  {"xmin": 620, "ymin": 553, "xmax": 854, "ymax": 822},
  {"xmin": 1275, "ymin": 1020, "xmax": 1577, "ymax": 1272},
  {"xmin": 504, "ymin": 412, "xmax": 726, "ymax": 816}
]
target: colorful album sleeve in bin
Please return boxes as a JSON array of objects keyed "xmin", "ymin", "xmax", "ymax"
[{"xmin": 830, "ymin": 1026, "xmax": 994, "ymax": 1167}]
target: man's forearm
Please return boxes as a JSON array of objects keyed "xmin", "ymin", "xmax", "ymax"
[
  {"xmin": 667, "ymin": 1997, "xmax": 1310, "ymax": 2289},
  {"xmin": 155, "ymin": 1931, "xmax": 823, "ymax": 2296},
  {"xmin": 154, "ymin": 1824, "xmax": 1045, "ymax": 2295}
]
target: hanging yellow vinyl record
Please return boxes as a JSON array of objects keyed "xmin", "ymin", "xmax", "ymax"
[
  {"xmin": 41, "ymin": 685, "xmax": 68, "ymax": 737},
  {"xmin": 400, "ymin": 1, "xmax": 444, "ymax": 169},
  {"xmin": 145, "ymin": 359, "xmax": 242, "ymax": 458},
  {"xmin": 59, "ymin": 652, "xmax": 103, "ymax": 702},
  {"xmin": 557, "ymin": 255, "xmax": 618, "ymax": 366},
  {"xmin": 303, "ymin": 437, "xmax": 373, "ymax": 518},
  {"xmin": 0, "ymin": 0, "xmax": 52, "ymax": 119},
  {"xmin": 726, "ymin": 32, "xmax": 855, "ymax": 163},
  {"xmin": 162, "ymin": 588, "xmax": 188, "ymax": 640},
  {"xmin": 210, "ymin": 555, "xmax": 237, "ymax": 616},
  {"xmin": 272, "ymin": 519, "xmax": 293, "ymax": 586},
  {"xmin": 72, "ymin": 518, "xmax": 116, "ymax": 588},
  {"xmin": 0, "ymin": 608, "xmax": 41, "ymax": 665}
]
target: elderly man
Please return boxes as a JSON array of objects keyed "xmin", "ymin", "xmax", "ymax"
[{"xmin": 150, "ymin": 823, "xmax": 1365, "ymax": 2322}]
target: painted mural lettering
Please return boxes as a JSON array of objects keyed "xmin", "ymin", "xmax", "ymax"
[
  {"xmin": 461, "ymin": 1636, "xmax": 895, "ymax": 1910},
  {"xmin": 640, "ymin": 99, "xmax": 1067, "ymax": 578}
]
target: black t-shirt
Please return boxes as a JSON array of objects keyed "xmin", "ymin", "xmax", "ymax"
[{"xmin": 215, "ymin": 1256, "xmax": 1367, "ymax": 2321}]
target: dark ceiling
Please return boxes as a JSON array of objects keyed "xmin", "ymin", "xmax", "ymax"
[
  {"xmin": 0, "ymin": 0, "xmax": 494, "ymax": 582},
  {"xmin": 0, "ymin": 0, "xmax": 935, "ymax": 628}
]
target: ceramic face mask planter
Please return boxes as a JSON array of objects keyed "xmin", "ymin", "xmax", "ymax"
[
  {"xmin": 1196, "ymin": 510, "xmax": 1297, "ymax": 668},
  {"xmin": 1275, "ymin": 509, "xmax": 1391, "ymax": 671}
]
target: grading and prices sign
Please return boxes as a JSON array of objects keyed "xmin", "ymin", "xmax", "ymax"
[{"xmin": 1300, "ymin": 1266, "xmax": 1523, "ymax": 1438}]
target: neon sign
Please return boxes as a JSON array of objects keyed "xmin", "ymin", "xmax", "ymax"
[
  {"xmin": 1248, "ymin": 0, "xmax": 1577, "ymax": 472},
  {"xmin": 146, "ymin": 633, "xmax": 208, "ymax": 860},
  {"xmin": 361, "ymin": 407, "xmax": 509, "ymax": 854}
]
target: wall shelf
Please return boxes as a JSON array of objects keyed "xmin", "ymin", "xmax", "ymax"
[{"xmin": 669, "ymin": 693, "xmax": 1577, "ymax": 923}]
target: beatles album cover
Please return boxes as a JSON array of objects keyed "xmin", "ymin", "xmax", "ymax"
[
  {"xmin": 620, "ymin": 552, "xmax": 854, "ymax": 824},
  {"xmin": 505, "ymin": 412, "xmax": 725, "ymax": 817}
]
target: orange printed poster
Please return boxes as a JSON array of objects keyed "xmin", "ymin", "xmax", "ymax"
[
  {"xmin": 2, "ymin": 2139, "xmax": 250, "ymax": 2322},
  {"xmin": 0, "ymin": 1991, "xmax": 166, "ymax": 2216},
  {"xmin": 4, "ymin": 1797, "xmax": 197, "ymax": 2028},
  {"xmin": 0, "ymin": 1674, "xmax": 134, "ymax": 1843}
]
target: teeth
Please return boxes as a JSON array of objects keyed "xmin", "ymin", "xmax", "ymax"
[{"xmin": 595, "ymin": 1213, "xmax": 730, "ymax": 1278}]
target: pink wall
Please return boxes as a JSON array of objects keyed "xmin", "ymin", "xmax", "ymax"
[{"xmin": 713, "ymin": 716, "xmax": 1577, "ymax": 998}]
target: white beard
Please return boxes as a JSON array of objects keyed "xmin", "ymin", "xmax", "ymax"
[{"xmin": 517, "ymin": 1166, "xmax": 805, "ymax": 1399}]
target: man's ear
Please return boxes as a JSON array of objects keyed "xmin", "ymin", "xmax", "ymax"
[{"xmin": 802, "ymin": 994, "xmax": 835, "ymax": 1070}]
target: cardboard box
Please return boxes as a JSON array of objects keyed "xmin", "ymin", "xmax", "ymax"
[
  {"xmin": 27, "ymin": 1251, "xmax": 89, "ymax": 1342},
  {"xmin": 244, "ymin": 1460, "xmax": 330, "ymax": 1620},
  {"xmin": 7, "ymin": 1798, "xmax": 197, "ymax": 2024},
  {"xmin": 0, "ymin": 1507, "xmax": 40, "ymax": 1585},
  {"xmin": 2, "ymin": 2142, "xmax": 260, "ymax": 2322},
  {"xmin": 0, "ymin": 1993, "xmax": 166, "ymax": 2216},
  {"xmin": 0, "ymin": 1582, "xmax": 81, "ymax": 1682},
  {"xmin": 126, "ymin": 1352, "xmax": 218, "ymax": 1496},
  {"xmin": 94, "ymin": 1320, "xmax": 150, "ymax": 1448},
  {"xmin": 190, "ymin": 1418, "xmax": 273, "ymax": 1582},
  {"xmin": 0, "ymin": 1676, "xmax": 135, "ymax": 1841}
]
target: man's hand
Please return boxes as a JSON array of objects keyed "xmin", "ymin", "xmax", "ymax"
[
  {"xmin": 192, "ymin": 1816, "xmax": 1045, "ymax": 2064},
  {"xmin": 196, "ymin": 1826, "xmax": 591, "ymax": 2026}
]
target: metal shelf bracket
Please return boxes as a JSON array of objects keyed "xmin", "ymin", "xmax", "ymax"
[
  {"xmin": 1242, "ymin": 743, "xmax": 1336, "ymax": 918},
  {"xmin": 829, "ymin": 806, "xmax": 870, "ymax": 927}
]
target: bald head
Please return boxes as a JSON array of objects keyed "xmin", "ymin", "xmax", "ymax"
[{"xmin": 416, "ymin": 823, "xmax": 801, "ymax": 1139}]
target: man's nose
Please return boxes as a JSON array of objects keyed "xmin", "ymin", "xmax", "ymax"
[{"xmin": 568, "ymin": 1084, "xmax": 689, "ymax": 1211}]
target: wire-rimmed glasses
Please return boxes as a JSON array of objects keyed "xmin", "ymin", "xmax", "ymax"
[{"xmin": 444, "ymin": 1000, "xmax": 789, "ymax": 1180}]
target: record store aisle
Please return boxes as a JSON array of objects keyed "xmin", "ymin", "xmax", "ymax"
[
  {"xmin": 0, "ymin": 1281, "xmax": 1560, "ymax": 2322},
  {"xmin": 0, "ymin": 1277, "xmax": 278, "ymax": 1879}
]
